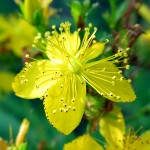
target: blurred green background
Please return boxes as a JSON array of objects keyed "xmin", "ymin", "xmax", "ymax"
[{"xmin": 0, "ymin": 0, "xmax": 150, "ymax": 149}]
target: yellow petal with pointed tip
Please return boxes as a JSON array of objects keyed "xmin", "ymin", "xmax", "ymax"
[
  {"xmin": 60, "ymin": 32, "xmax": 80, "ymax": 55},
  {"xmin": 82, "ymin": 60, "xmax": 136, "ymax": 102},
  {"xmin": 64, "ymin": 134, "xmax": 104, "ymax": 150},
  {"xmin": 81, "ymin": 42, "xmax": 105, "ymax": 63},
  {"xmin": 99, "ymin": 104, "xmax": 125, "ymax": 149},
  {"xmin": 43, "ymin": 74, "xmax": 86, "ymax": 135},
  {"xmin": 12, "ymin": 60, "xmax": 64, "ymax": 99}
]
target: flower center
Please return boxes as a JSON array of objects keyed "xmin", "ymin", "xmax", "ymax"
[{"xmin": 68, "ymin": 57, "xmax": 81, "ymax": 74}]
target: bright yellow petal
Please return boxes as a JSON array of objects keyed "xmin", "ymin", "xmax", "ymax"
[
  {"xmin": 129, "ymin": 130, "xmax": 150, "ymax": 150},
  {"xmin": 82, "ymin": 60, "xmax": 136, "ymax": 102},
  {"xmin": 99, "ymin": 104, "xmax": 125, "ymax": 149},
  {"xmin": 80, "ymin": 42, "xmax": 105, "ymax": 63},
  {"xmin": 12, "ymin": 60, "xmax": 65, "ymax": 99},
  {"xmin": 64, "ymin": 134, "xmax": 104, "ymax": 150},
  {"xmin": 43, "ymin": 74, "xmax": 86, "ymax": 135},
  {"xmin": 60, "ymin": 32, "xmax": 80, "ymax": 55}
]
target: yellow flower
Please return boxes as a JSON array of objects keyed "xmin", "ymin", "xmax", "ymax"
[
  {"xmin": 64, "ymin": 105, "xmax": 150, "ymax": 150},
  {"xmin": 12, "ymin": 22, "xmax": 136, "ymax": 135},
  {"xmin": 99, "ymin": 104, "xmax": 150, "ymax": 150},
  {"xmin": 0, "ymin": 16, "xmax": 37, "ymax": 56}
]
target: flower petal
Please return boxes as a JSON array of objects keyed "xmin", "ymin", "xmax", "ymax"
[
  {"xmin": 43, "ymin": 73, "xmax": 86, "ymax": 135},
  {"xmin": 12, "ymin": 60, "xmax": 65, "ymax": 99},
  {"xmin": 82, "ymin": 60, "xmax": 136, "ymax": 102},
  {"xmin": 60, "ymin": 32, "xmax": 81, "ymax": 56},
  {"xmin": 99, "ymin": 104, "xmax": 125, "ymax": 149},
  {"xmin": 64, "ymin": 134, "xmax": 104, "ymax": 150},
  {"xmin": 46, "ymin": 32, "xmax": 80, "ymax": 61},
  {"xmin": 80, "ymin": 42, "xmax": 105, "ymax": 63},
  {"xmin": 129, "ymin": 130, "xmax": 150, "ymax": 150}
]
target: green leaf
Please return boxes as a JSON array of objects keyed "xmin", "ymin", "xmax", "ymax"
[
  {"xmin": 115, "ymin": 1, "xmax": 128, "ymax": 21},
  {"xmin": 71, "ymin": 0, "xmax": 82, "ymax": 24}
]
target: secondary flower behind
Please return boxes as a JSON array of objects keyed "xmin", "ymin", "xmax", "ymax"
[
  {"xmin": 64, "ymin": 105, "xmax": 150, "ymax": 150},
  {"xmin": 12, "ymin": 22, "xmax": 136, "ymax": 135}
]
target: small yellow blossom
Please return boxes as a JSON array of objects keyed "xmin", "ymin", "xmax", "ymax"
[
  {"xmin": 12, "ymin": 22, "xmax": 136, "ymax": 135},
  {"xmin": 99, "ymin": 104, "xmax": 150, "ymax": 150},
  {"xmin": 0, "ymin": 16, "xmax": 37, "ymax": 56},
  {"xmin": 64, "ymin": 105, "xmax": 150, "ymax": 150}
]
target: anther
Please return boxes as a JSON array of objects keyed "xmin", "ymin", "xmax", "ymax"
[
  {"xmin": 60, "ymin": 73, "xmax": 63, "ymax": 76},
  {"xmin": 127, "ymin": 79, "xmax": 132, "ymax": 83},
  {"xmin": 24, "ymin": 79, "xmax": 28, "ymax": 83},
  {"xmin": 117, "ymin": 96, "xmax": 121, "ymax": 100},
  {"xmin": 52, "ymin": 25, "xmax": 56, "ymax": 29},
  {"xmin": 112, "ymin": 76, "xmax": 117, "ymax": 80},
  {"xmin": 124, "ymin": 59, "xmax": 128, "ymax": 63},
  {"xmin": 64, "ymin": 108, "xmax": 68, "ymax": 113},
  {"xmin": 52, "ymin": 109, "xmax": 57, "ymax": 114},
  {"xmin": 44, "ymin": 31, "xmax": 50, "ymax": 37},
  {"xmin": 117, "ymin": 49, "xmax": 122, "ymax": 53},
  {"xmin": 126, "ymin": 65, "xmax": 130, "ymax": 69},
  {"xmin": 123, "ymin": 52, "xmax": 128, "ymax": 57},
  {"xmin": 118, "ymin": 70, "xmax": 122, "ymax": 74},
  {"xmin": 78, "ymin": 28, "xmax": 81, "ymax": 32},
  {"xmin": 71, "ymin": 98, "xmax": 75, "ymax": 102},
  {"xmin": 88, "ymin": 23, "xmax": 92, "ymax": 27},
  {"xmin": 59, "ymin": 27, "xmax": 63, "ymax": 31},
  {"xmin": 25, "ymin": 54, "xmax": 30, "ymax": 58},
  {"xmin": 72, "ymin": 107, "xmax": 76, "ymax": 111},
  {"xmin": 109, "ymin": 92, "xmax": 113, "ymax": 97},
  {"xmin": 92, "ymin": 40, "xmax": 96, "ymax": 44},
  {"xmin": 61, "ymin": 98, "xmax": 64, "ymax": 101},
  {"xmin": 100, "ymin": 93, "xmax": 104, "ymax": 96},
  {"xmin": 68, "ymin": 106, "xmax": 71, "ymax": 109},
  {"xmin": 105, "ymin": 39, "xmax": 109, "ymax": 43},
  {"xmin": 126, "ymin": 48, "xmax": 130, "ymax": 51},
  {"xmin": 59, "ymin": 108, "xmax": 63, "ymax": 112},
  {"xmin": 94, "ymin": 27, "xmax": 97, "ymax": 31},
  {"xmin": 60, "ymin": 84, "xmax": 64, "ymax": 88},
  {"xmin": 25, "ymin": 62, "xmax": 28, "ymax": 66},
  {"xmin": 120, "ymin": 77, "xmax": 124, "ymax": 81}
]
